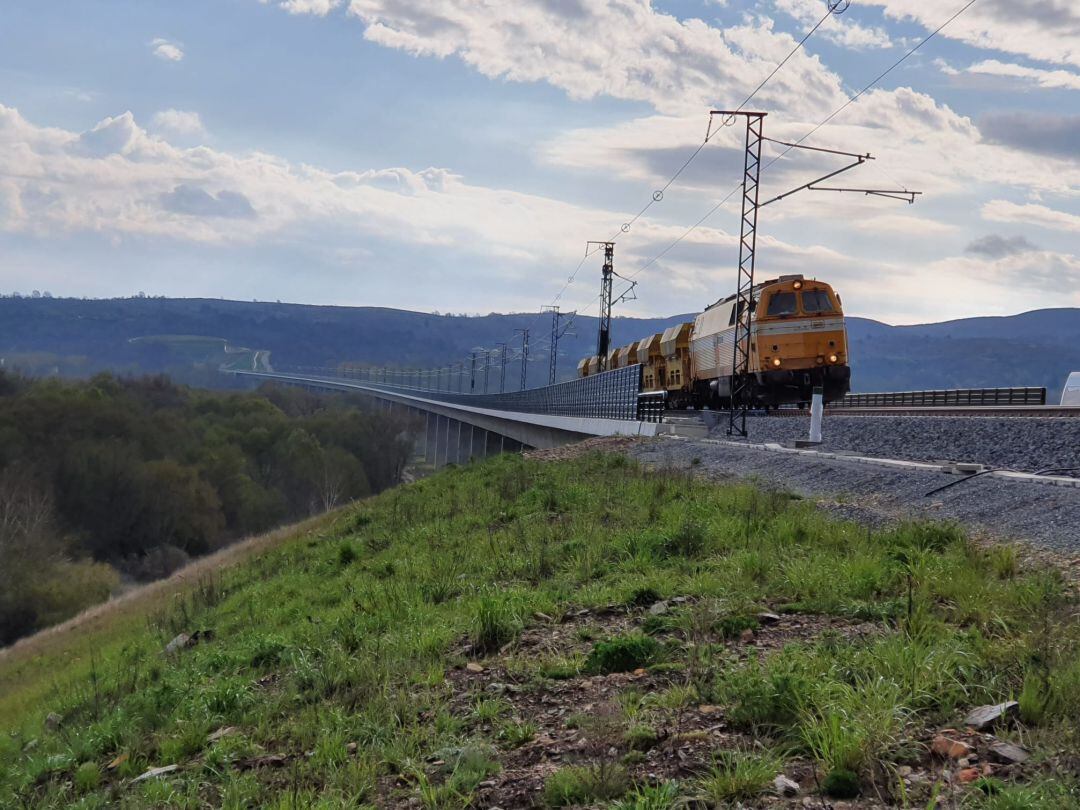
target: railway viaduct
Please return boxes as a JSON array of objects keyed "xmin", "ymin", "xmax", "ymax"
[{"xmin": 229, "ymin": 368, "xmax": 666, "ymax": 468}]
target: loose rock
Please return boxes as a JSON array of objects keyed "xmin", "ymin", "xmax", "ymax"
[
  {"xmin": 44, "ymin": 712, "xmax": 62, "ymax": 732},
  {"xmin": 465, "ymin": 662, "xmax": 484, "ymax": 674},
  {"xmin": 757, "ymin": 612, "xmax": 781, "ymax": 625},
  {"xmin": 132, "ymin": 764, "xmax": 179, "ymax": 783},
  {"xmin": 774, "ymin": 775, "xmax": 800, "ymax": 796},
  {"xmin": 989, "ymin": 741, "xmax": 1030, "ymax": 764},
  {"xmin": 163, "ymin": 633, "xmax": 192, "ymax": 656},
  {"xmin": 648, "ymin": 600, "xmax": 670, "ymax": 616},
  {"xmin": 208, "ymin": 726, "xmax": 237, "ymax": 742},
  {"xmin": 957, "ymin": 767, "xmax": 981, "ymax": 784},
  {"xmin": 932, "ymin": 735, "xmax": 973, "ymax": 760},
  {"xmin": 964, "ymin": 702, "xmax": 1019, "ymax": 731}
]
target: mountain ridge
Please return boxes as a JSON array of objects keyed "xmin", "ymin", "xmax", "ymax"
[{"xmin": 0, "ymin": 297, "xmax": 1076, "ymax": 400}]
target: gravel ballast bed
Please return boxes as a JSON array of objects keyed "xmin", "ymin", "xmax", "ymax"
[
  {"xmin": 627, "ymin": 437, "xmax": 1080, "ymax": 550},
  {"xmin": 722, "ymin": 414, "xmax": 1080, "ymax": 475}
]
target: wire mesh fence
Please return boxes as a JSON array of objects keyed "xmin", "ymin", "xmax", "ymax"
[
  {"xmin": 278, "ymin": 364, "xmax": 663, "ymax": 422},
  {"xmin": 835, "ymin": 387, "xmax": 1047, "ymax": 408}
]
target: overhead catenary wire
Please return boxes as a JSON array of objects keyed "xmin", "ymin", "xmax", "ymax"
[
  {"xmin": 610, "ymin": 0, "xmax": 981, "ymax": 300},
  {"xmin": 607, "ymin": 0, "xmax": 847, "ymax": 243},
  {"xmin": 511, "ymin": 0, "xmax": 850, "ymax": 353}
]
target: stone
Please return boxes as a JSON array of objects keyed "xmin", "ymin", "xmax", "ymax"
[
  {"xmin": 740, "ymin": 628, "xmax": 755, "ymax": 643},
  {"xmin": 988, "ymin": 741, "xmax": 1030, "ymax": 764},
  {"xmin": 932, "ymin": 735, "xmax": 972, "ymax": 760},
  {"xmin": 346, "ymin": 742, "xmax": 358, "ymax": 754},
  {"xmin": 208, "ymin": 726, "xmax": 237, "ymax": 742},
  {"xmin": 963, "ymin": 702, "xmax": 1019, "ymax": 731},
  {"xmin": 698, "ymin": 705, "xmax": 721, "ymax": 715},
  {"xmin": 773, "ymin": 775, "xmax": 800, "ymax": 796},
  {"xmin": 757, "ymin": 612, "xmax": 781, "ymax": 625},
  {"xmin": 44, "ymin": 712, "xmax": 62, "ymax": 732},
  {"xmin": 163, "ymin": 633, "xmax": 192, "ymax": 656},
  {"xmin": 131, "ymin": 764, "xmax": 179, "ymax": 783},
  {"xmin": 648, "ymin": 601, "xmax": 670, "ymax": 616},
  {"xmin": 486, "ymin": 682, "xmax": 508, "ymax": 694},
  {"xmin": 465, "ymin": 662, "xmax": 484, "ymax": 673},
  {"xmin": 897, "ymin": 766, "xmax": 913, "ymax": 777},
  {"xmin": 957, "ymin": 767, "xmax": 981, "ymax": 784}
]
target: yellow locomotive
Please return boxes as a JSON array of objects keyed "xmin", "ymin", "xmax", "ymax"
[{"xmin": 579, "ymin": 275, "xmax": 850, "ymax": 408}]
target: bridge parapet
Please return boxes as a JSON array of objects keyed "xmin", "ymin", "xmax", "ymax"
[{"xmin": 274, "ymin": 363, "xmax": 662, "ymax": 423}]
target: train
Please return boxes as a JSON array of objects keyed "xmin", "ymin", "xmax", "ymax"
[{"xmin": 577, "ymin": 274, "xmax": 850, "ymax": 409}]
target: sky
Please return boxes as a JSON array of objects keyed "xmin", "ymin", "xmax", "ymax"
[{"xmin": 0, "ymin": 0, "xmax": 1078, "ymax": 325}]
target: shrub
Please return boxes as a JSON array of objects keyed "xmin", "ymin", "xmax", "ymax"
[
  {"xmin": 543, "ymin": 764, "xmax": 629, "ymax": 807},
  {"xmin": 337, "ymin": 541, "xmax": 358, "ymax": 567},
  {"xmin": 74, "ymin": 761, "xmax": 101, "ymax": 793},
  {"xmin": 584, "ymin": 634, "xmax": 662, "ymax": 675},
  {"xmin": 624, "ymin": 723, "xmax": 660, "ymax": 751},
  {"xmin": 822, "ymin": 767, "xmax": 860, "ymax": 799}
]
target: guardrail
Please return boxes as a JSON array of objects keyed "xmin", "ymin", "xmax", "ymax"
[
  {"xmin": 270, "ymin": 364, "xmax": 660, "ymax": 422},
  {"xmin": 834, "ymin": 387, "xmax": 1047, "ymax": 408}
]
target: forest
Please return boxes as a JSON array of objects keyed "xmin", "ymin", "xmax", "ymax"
[{"xmin": 0, "ymin": 371, "xmax": 416, "ymax": 645}]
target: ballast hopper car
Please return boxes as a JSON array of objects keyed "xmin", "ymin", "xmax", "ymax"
[{"xmin": 579, "ymin": 274, "xmax": 851, "ymax": 409}]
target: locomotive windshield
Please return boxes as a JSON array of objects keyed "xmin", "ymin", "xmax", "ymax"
[
  {"xmin": 800, "ymin": 290, "xmax": 835, "ymax": 313},
  {"xmin": 766, "ymin": 292, "xmax": 797, "ymax": 316}
]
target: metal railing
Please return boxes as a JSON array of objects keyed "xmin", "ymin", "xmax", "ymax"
[
  {"xmin": 274, "ymin": 364, "xmax": 658, "ymax": 422},
  {"xmin": 834, "ymin": 387, "xmax": 1047, "ymax": 408}
]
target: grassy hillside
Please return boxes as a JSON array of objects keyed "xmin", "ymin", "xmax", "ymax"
[{"xmin": 1, "ymin": 453, "xmax": 1079, "ymax": 808}]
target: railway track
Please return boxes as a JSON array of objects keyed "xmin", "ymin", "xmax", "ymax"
[{"xmin": 769, "ymin": 406, "xmax": 1080, "ymax": 418}]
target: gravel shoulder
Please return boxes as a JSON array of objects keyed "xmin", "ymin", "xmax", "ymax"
[
  {"xmin": 731, "ymin": 414, "xmax": 1080, "ymax": 476},
  {"xmin": 624, "ymin": 436, "xmax": 1080, "ymax": 553}
]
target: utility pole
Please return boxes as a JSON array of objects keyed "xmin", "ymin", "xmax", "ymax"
[
  {"xmin": 542, "ymin": 305, "xmax": 568, "ymax": 385},
  {"xmin": 587, "ymin": 242, "xmax": 615, "ymax": 372},
  {"xmin": 497, "ymin": 342, "xmax": 507, "ymax": 392},
  {"xmin": 515, "ymin": 328, "xmax": 529, "ymax": 391},
  {"xmin": 482, "ymin": 349, "xmax": 491, "ymax": 393},
  {"xmin": 469, "ymin": 352, "xmax": 477, "ymax": 393}
]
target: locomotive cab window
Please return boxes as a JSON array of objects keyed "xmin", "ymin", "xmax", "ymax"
[
  {"xmin": 766, "ymin": 292, "xmax": 797, "ymax": 316},
  {"xmin": 727, "ymin": 298, "xmax": 757, "ymax": 325},
  {"xmin": 800, "ymin": 290, "xmax": 834, "ymax": 313}
]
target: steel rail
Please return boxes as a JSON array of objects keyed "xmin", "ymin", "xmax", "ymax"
[{"xmin": 767, "ymin": 406, "xmax": 1080, "ymax": 418}]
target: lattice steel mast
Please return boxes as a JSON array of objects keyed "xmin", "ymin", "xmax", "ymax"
[
  {"xmin": 710, "ymin": 112, "xmax": 765, "ymax": 437},
  {"xmin": 587, "ymin": 241, "xmax": 615, "ymax": 372}
]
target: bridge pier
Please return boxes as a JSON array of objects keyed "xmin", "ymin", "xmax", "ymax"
[{"xmin": 425, "ymin": 412, "xmax": 437, "ymax": 466}]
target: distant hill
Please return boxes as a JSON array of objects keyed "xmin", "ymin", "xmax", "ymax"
[{"xmin": 1, "ymin": 297, "xmax": 1077, "ymax": 400}]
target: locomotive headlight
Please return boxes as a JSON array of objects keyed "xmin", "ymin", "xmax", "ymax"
[
  {"xmin": 772, "ymin": 358, "xmax": 782, "ymax": 367},
  {"xmin": 828, "ymin": 353, "xmax": 839, "ymax": 363},
  {"xmin": 792, "ymin": 280, "xmax": 803, "ymax": 289}
]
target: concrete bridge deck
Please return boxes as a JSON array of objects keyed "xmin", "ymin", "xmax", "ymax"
[{"xmin": 230, "ymin": 370, "xmax": 662, "ymax": 467}]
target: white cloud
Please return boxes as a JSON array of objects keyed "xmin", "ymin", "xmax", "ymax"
[
  {"xmin": 773, "ymin": 0, "xmax": 892, "ymax": 49},
  {"xmin": 150, "ymin": 38, "xmax": 184, "ymax": 62},
  {"xmin": 275, "ymin": 0, "xmax": 343, "ymax": 15},
  {"xmin": 865, "ymin": 0, "xmax": 1080, "ymax": 70},
  {"xmin": 982, "ymin": 200, "xmax": 1080, "ymax": 234},
  {"xmin": 331, "ymin": 0, "xmax": 849, "ymax": 116},
  {"xmin": 150, "ymin": 109, "xmax": 207, "ymax": 139},
  {"xmin": 965, "ymin": 59, "xmax": 1080, "ymax": 92}
]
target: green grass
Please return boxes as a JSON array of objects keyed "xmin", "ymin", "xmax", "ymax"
[
  {"xmin": 698, "ymin": 749, "xmax": 783, "ymax": 804},
  {"xmin": 0, "ymin": 452, "xmax": 1078, "ymax": 807}
]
